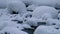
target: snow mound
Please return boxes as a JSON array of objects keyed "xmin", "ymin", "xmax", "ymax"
[
  {"xmin": 30, "ymin": 0, "xmax": 57, "ymax": 7},
  {"xmin": 7, "ymin": 0, "xmax": 27, "ymax": 16},
  {"xmin": 34, "ymin": 25, "xmax": 58, "ymax": 34},
  {"xmin": 0, "ymin": 27, "xmax": 28, "ymax": 34},
  {"xmin": 32, "ymin": 6, "xmax": 58, "ymax": 19}
]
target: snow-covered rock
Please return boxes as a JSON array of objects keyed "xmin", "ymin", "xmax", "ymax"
[
  {"xmin": 56, "ymin": 0, "xmax": 60, "ymax": 9},
  {"xmin": 0, "ymin": 0, "xmax": 7, "ymax": 9},
  {"xmin": 32, "ymin": 6, "xmax": 58, "ymax": 19},
  {"xmin": 0, "ymin": 8, "xmax": 9, "ymax": 15},
  {"xmin": 23, "ymin": 12, "xmax": 32, "ymax": 18},
  {"xmin": 7, "ymin": 0, "xmax": 27, "ymax": 16},
  {"xmin": 0, "ymin": 14, "xmax": 16, "ymax": 21},
  {"xmin": 55, "ymin": 29, "xmax": 60, "ymax": 34},
  {"xmin": 0, "ymin": 21, "xmax": 7, "ymax": 30},
  {"xmin": 0, "ymin": 0, "xmax": 60, "ymax": 34},
  {"xmin": 20, "ymin": 0, "xmax": 31, "ymax": 5},
  {"xmin": 46, "ymin": 18, "xmax": 60, "ymax": 26},
  {"xmin": 0, "ymin": 27, "xmax": 28, "ymax": 34},
  {"xmin": 34, "ymin": 25, "xmax": 58, "ymax": 34},
  {"xmin": 29, "ymin": 0, "xmax": 57, "ymax": 7},
  {"xmin": 23, "ymin": 17, "xmax": 39, "ymax": 26},
  {"xmin": 22, "ymin": 24, "xmax": 32, "ymax": 29},
  {"xmin": 27, "ymin": 5, "xmax": 38, "ymax": 11},
  {"xmin": 12, "ymin": 14, "xmax": 23, "ymax": 20},
  {"xmin": 41, "ymin": 13, "xmax": 52, "ymax": 20},
  {"xmin": 24, "ymin": 17, "xmax": 46, "ymax": 26},
  {"xmin": 0, "ymin": 0, "xmax": 23, "ymax": 9}
]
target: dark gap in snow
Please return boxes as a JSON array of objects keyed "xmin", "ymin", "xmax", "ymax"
[
  {"xmin": 55, "ymin": 8, "xmax": 60, "ymax": 10},
  {"xmin": 11, "ymin": 11, "xmax": 18, "ymax": 14},
  {"xmin": 58, "ymin": 11, "xmax": 60, "ymax": 14},
  {"xmin": 25, "ymin": 15, "xmax": 32, "ymax": 18},
  {"xmin": 5, "ymin": 32, "xmax": 7, "ymax": 34},
  {"xmin": 12, "ymin": 20, "xmax": 18, "ymax": 21},
  {"xmin": 24, "ymin": 19, "xmax": 27, "ymax": 22},
  {"xmin": 22, "ymin": 28, "xmax": 35, "ymax": 34},
  {"xmin": 27, "ymin": 10, "xmax": 33, "ymax": 12},
  {"xmin": 38, "ymin": 22, "xmax": 46, "ymax": 26},
  {"xmin": 31, "ymin": 26, "xmax": 37, "ymax": 29},
  {"xmin": 52, "ymin": 23, "xmax": 56, "ymax": 25},
  {"xmin": 17, "ymin": 26, "xmax": 19, "ymax": 28},
  {"xmin": 25, "ymin": 16, "xmax": 28, "ymax": 18},
  {"xmin": 17, "ymin": 21, "xmax": 23, "ymax": 24},
  {"xmin": 5, "ymin": 32, "xmax": 10, "ymax": 34},
  {"xmin": 30, "ymin": 15, "xmax": 32, "ymax": 18},
  {"xmin": 26, "ymin": 5, "xmax": 29, "ymax": 7},
  {"xmin": 56, "ymin": 28, "xmax": 59, "ymax": 30},
  {"xmin": 58, "ymin": 18, "xmax": 59, "ymax": 20}
]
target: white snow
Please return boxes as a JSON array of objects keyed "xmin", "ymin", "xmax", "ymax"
[
  {"xmin": 0, "ymin": 27, "xmax": 28, "ymax": 34},
  {"xmin": 7, "ymin": 0, "xmax": 27, "ymax": 16},
  {"xmin": 46, "ymin": 18, "xmax": 60, "ymax": 26},
  {"xmin": 30, "ymin": 0, "xmax": 57, "ymax": 7},
  {"xmin": 34, "ymin": 25, "xmax": 58, "ymax": 34},
  {"xmin": 24, "ymin": 17, "xmax": 39, "ymax": 26},
  {"xmin": 0, "ymin": 0, "xmax": 7, "ymax": 9},
  {"xmin": 27, "ymin": 5, "xmax": 38, "ymax": 11},
  {"xmin": 0, "ymin": 0, "xmax": 60, "ymax": 34},
  {"xmin": 23, "ymin": 17, "xmax": 46, "ymax": 26},
  {"xmin": 32, "ymin": 6, "xmax": 58, "ymax": 19},
  {"xmin": 41, "ymin": 13, "xmax": 52, "ymax": 20}
]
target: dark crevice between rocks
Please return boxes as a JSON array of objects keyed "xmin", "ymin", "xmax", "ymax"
[
  {"xmin": 26, "ymin": 5, "xmax": 29, "ymax": 7},
  {"xmin": 5, "ymin": 32, "xmax": 7, "ymax": 34},
  {"xmin": 31, "ymin": 26, "xmax": 37, "ymax": 29},
  {"xmin": 25, "ymin": 15, "xmax": 32, "ymax": 18},
  {"xmin": 22, "ymin": 28, "xmax": 35, "ymax": 34},
  {"xmin": 30, "ymin": 15, "xmax": 32, "ymax": 18},
  {"xmin": 38, "ymin": 22, "xmax": 46, "ymax": 26},
  {"xmin": 55, "ymin": 8, "xmax": 60, "ymax": 10},
  {"xmin": 12, "ymin": 20, "xmax": 18, "ymax": 21},
  {"xmin": 11, "ymin": 11, "xmax": 18, "ymax": 14},
  {"xmin": 52, "ymin": 23, "xmax": 56, "ymax": 25},
  {"xmin": 24, "ymin": 19, "xmax": 27, "ymax": 22},
  {"xmin": 27, "ymin": 10, "xmax": 33, "ymax": 12},
  {"xmin": 5, "ymin": 32, "xmax": 10, "ymax": 34},
  {"xmin": 56, "ymin": 28, "xmax": 59, "ymax": 30},
  {"xmin": 22, "ymin": 25, "xmax": 37, "ymax": 34},
  {"xmin": 17, "ymin": 21, "xmax": 23, "ymax": 24},
  {"xmin": 58, "ymin": 18, "xmax": 59, "ymax": 20},
  {"xmin": 12, "ymin": 20, "xmax": 23, "ymax": 24}
]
